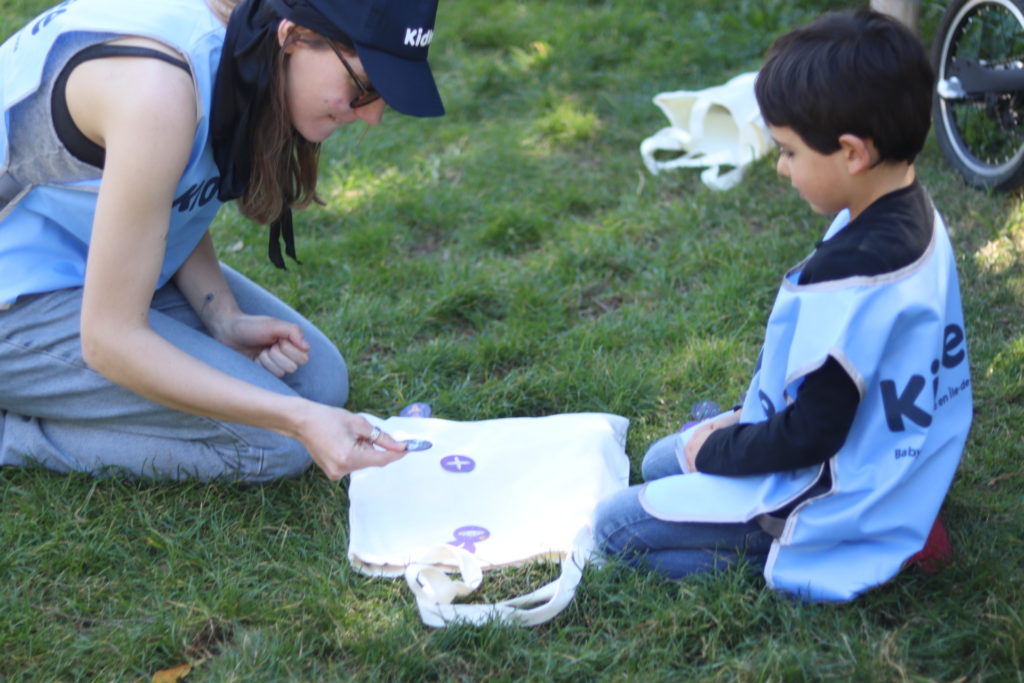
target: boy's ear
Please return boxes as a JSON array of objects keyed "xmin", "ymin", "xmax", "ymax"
[{"xmin": 837, "ymin": 133, "xmax": 876, "ymax": 175}]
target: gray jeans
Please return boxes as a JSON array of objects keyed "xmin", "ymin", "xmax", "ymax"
[{"xmin": 0, "ymin": 265, "xmax": 348, "ymax": 482}]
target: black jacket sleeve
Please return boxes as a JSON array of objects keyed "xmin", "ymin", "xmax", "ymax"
[{"xmin": 694, "ymin": 356, "xmax": 860, "ymax": 475}]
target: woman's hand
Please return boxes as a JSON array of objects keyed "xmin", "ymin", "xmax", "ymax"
[
  {"xmin": 683, "ymin": 409, "xmax": 742, "ymax": 472},
  {"xmin": 296, "ymin": 404, "xmax": 408, "ymax": 480},
  {"xmin": 171, "ymin": 238, "xmax": 312, "ymax": 378},
  {"xmin": 214, "ymin": 312, "xmax": 311, "ymax": 377}
]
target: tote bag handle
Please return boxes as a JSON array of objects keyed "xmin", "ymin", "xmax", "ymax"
[{"xmin": 404, "ymin": 528, "xmax": 592, "ymax": 627}]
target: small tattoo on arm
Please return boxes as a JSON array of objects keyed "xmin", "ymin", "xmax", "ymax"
[{"xmin": 201, "ymin": 292, "xmax": 215, "ymax": 318}]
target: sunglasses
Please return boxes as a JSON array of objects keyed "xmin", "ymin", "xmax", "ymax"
[{"xmin": 328, "ymin": 42, "xmax": 382, "ymax": 109}]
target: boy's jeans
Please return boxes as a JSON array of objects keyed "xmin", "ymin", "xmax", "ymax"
[{"xmin": 594, "ymin": 434, "xmax": 774, "ymax": 578}]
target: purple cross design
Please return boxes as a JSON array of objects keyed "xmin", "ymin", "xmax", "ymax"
[{"xmin": 440, "ymin": 454, "xmax": 475, "ymax": 473}]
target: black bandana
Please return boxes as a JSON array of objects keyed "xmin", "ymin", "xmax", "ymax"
[
  {"xmin": 267, "ymin": 0, "xmax": 355, "ymax": 46},
  {"xmin": 211, "ymin": 0, "xmax": 298, "ymax": 268}
]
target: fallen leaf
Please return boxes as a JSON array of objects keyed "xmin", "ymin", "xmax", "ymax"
[{"xmin": 151, "ymin": 663, "xmax": 191, "ymax": 682}]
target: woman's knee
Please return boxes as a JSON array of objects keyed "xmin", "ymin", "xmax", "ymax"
[
  {"xmin": 256, "ymin": 443, "xmax": 313, "ymax": 482},
  {"xmin": 198, "ymin": 421, "xmax": 312, "ymax": 483},
  {"xmin": 293, "ymin": 328, "xmax": 348, "ymax": 407},
  {"xmin": 250, "ymin": 426, "xmax": 313, "ymax": 480}
]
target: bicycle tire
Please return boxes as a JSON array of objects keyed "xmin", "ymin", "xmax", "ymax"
[{"xmin": 932, "ymin": 0, "xmax": 1024, "ymax": 191}]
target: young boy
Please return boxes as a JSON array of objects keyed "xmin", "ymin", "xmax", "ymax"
[{"xmin": 594, "ymin": 9, "xmax": 973, "ymax": 601}]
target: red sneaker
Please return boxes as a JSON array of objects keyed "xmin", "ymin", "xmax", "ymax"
[{"xmin": 905, "ymin": 515, "xmax": 954, "ymax": 573}]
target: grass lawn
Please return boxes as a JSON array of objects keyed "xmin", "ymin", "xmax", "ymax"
[{"xmin": 3, "ymin": 0, "xmax": 1023, "ymax": 680}]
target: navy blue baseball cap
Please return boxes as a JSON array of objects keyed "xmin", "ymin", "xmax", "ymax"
[{"xmin": 268, "ymin": 0, "xmax": 444, "ymax": 117}]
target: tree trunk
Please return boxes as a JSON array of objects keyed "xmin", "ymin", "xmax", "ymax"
[{"xmin": 870, "ymin": 0, "xmax": 920, "ymax": 33}]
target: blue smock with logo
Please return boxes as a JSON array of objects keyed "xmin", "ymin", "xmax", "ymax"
[
  {"xmin": 640, "ymin": 207, "xmax": 972, "ymax": 601},
  {"xmin": 0, "ymin": 0, "xmax": 225, "ymax": 305}
]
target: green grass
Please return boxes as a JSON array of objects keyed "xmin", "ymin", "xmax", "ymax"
[{"xmin": 3, "ymin": 0, "xmax": 1024, "ymax": 680}]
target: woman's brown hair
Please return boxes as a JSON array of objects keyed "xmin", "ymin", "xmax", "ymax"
[
  {"xmin": 205, "ymin": 0, "xmax": 235, "ymax": 23},
  {"xmin": 206, "ymin": 0, "xmax": 324, "ymax": 224}
]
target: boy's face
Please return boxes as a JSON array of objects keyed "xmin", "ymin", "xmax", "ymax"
[{"xmin": 768, "ymin": 125, "xmax": 850, "ymax": 216}]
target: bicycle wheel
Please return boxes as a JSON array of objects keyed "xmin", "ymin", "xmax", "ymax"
[{"xmin": 933, "ymin": 0, "xmax": 1024, "ymax": 190}]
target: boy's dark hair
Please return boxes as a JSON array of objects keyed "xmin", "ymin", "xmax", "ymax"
[{"xmin": 754, "ymin": 9, "xmax": 934, "ymax": 163}]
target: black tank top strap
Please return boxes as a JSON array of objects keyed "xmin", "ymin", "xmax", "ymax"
[{"xmin": 51, "ymin": 44, "xmax": 192, "ymax": 168}]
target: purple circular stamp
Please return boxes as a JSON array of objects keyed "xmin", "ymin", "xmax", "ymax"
[
  {"xmin": 449, "ymin": 525, "xmax": 490, "ymax": 552},
  {"xmin": 440, "ymin": 454, "xmax": 475, "ymax": 473},
  {"xmin": 453, "ymin": 526, "xmax": 490, "ymax": 542},
  {"xmin": 399, "ymin": 402, "xmax": 432, "ymax": 418}
]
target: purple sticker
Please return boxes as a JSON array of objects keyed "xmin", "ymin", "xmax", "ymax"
[
  {"xmin": 690, "ymin": 400, "xmax": 721, "ymax": 420},
  {"xmin": 440, "ymin": 454, "xmax": 475, "ymax": 473},
  {"xmin": 453, "ymin": 526, "xmax": 490, "ymax": 542},
  {"xmin": 448, "ymin": 525, "xmax": 490, "ymax": 552},
  {"xmin": 680, "ymin": 400, "xmax": 723, "ymax": 431},
  {"xmin": 399, "ymin": 402, "xmax": 432, "ymax": 418}
]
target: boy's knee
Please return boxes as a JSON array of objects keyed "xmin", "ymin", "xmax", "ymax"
[
  {"xmin": 640, "ymin": 435, "xmax": 684, "ymax": 481},
  {"xmin": 592, "ymin": 498, "xmax": 617, "ymax": 553},
  {"xmin": 593, "ymin": 489, "xmax": 640, "ymax": 555}
]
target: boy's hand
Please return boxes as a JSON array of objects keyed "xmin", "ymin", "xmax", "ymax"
[{"xmin": 684, "ymin": 410, "xmax": 742, "ymax": 471}]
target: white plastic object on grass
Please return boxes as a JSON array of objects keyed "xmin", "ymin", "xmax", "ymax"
[{"xmin": 639, "ymin": 72, "xmax": 772, "ymax": 191}]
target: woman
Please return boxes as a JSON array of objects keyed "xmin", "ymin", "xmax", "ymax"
[{"xmin": 0, "ymin": 0, "xmax": 444, "ymax": 482}]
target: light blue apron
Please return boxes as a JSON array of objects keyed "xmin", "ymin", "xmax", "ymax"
[
  {"xmin": 641, "ymin": 208, "xmax": 972, "ymax": 601},
  {"xmin": 0, "ymin": 0, "xmax": 225, "ymax": 304}
]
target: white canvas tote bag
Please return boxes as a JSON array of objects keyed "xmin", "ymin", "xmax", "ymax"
[
  {"xmin": 347, "ymin": 412, "xmax": 630, "ymax": 627},
  {"xmin": 639, "ymin": 71, "xmax": 771, "ymax": 190}
]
